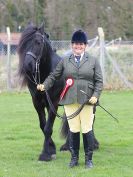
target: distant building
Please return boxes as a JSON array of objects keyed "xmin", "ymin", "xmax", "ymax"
[{"xmin": 0, "ymin": 33, "xmax": 21, "ymax": 54}]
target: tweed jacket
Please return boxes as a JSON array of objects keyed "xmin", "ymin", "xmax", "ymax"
[{"xmin": 44, "ymin": 52, "xmax": 103, "ymax": 105}]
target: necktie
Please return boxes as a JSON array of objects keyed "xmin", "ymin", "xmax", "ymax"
[{"xmin": 75, "ymin": 55, "xmax": 81, "ymax": 66}]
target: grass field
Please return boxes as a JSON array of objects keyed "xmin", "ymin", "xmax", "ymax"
[{"xmin": 0, "ymin": 91, "xmax": 133, "ymax": 177}]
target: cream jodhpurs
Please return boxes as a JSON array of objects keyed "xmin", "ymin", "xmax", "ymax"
[{"xmin": 64, "ymin": 104, "xmax": 94, "ymax": 133}]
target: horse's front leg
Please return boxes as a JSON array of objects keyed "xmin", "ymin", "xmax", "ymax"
[
  {"xmin": 36, "ymin": 107, "xmax": 52, "ymax": 161},
  {"xmin": 43, "ymin": 102, "xmax": 58, "ymax": 160},
  {"xmin": 36, "ymin": 107, "xmax": 54, "ymax": 161},
  {"xmin": 32, "ymin": 96, "xmax": 51, "ymax": 161}
]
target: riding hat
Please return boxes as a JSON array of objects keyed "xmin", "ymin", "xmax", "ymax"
[{"xmin": 71, "ymin": 30, "xmax": 88, "ymax": 44}]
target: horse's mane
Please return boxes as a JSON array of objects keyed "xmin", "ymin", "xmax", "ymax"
[{"xmin": 17, "ymin": 25, "xmax": 38, "ymax": 79}]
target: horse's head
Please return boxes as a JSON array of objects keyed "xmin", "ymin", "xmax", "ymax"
[
  {"xmin": 25, "ymin": 23, "xmax": 50, "ymax": 66},
  {"xmin": 18, "ymin": 23, "xmax": 52, "ymax": 85},
  {"xmin": 28, "ymin": 23, "xmax": 50, "ymax": 59}
]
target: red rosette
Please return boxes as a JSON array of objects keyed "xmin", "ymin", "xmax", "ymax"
[{"xmin": 60, "ymin": 78, "xmax": 74, "ymax": 100}]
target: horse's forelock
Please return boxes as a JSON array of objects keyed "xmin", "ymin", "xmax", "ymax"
[{"xmin": 18, "ymin": 26, "xmax": 37, "ymax": 52}]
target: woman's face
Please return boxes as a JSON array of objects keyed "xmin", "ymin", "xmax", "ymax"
[{"xmin": 72, "ymin": 43, "xmax": 87, "ymax": 55}]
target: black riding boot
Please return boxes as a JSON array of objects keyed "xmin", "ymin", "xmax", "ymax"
[
  {"xmin": 83, "ymin": 130, "xmax": 94, "ymax": 168},
  {"xmin": 69, "ymin": 131, "xmax": 80, "ymax": 168}
]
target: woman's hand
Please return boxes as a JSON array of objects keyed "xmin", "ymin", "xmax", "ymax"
[
  {"xmin": 37, "ymin": 84, "xmax": 45, "ymax": 91},
  {"xmin": 89, "ymin": 96, "xmax": 97, "ymax": 104}
]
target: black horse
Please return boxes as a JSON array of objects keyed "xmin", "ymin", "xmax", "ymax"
[{"xmin": 18, "ymin": 23, "xmax": 99, "ymax": 161}]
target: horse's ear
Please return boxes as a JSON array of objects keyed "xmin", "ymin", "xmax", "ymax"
[
  {"xmin": 45, "ymin": 33, "xmax": 50, "ymax": 39},
  {"xmin": 28, "ymin": 21, "xmax": 34, "ymax": 26},
  {"xmin": 39, "ymin": 22, "xmax": 45, "ymax": 34}
]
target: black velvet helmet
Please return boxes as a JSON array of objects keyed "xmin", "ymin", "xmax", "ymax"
[{"xmin": 71, "ymin": 30, "xmax": 88, "ymax": 44}]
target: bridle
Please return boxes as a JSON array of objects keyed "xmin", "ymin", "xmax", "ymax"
[
  {"xmin": 26, "ymin": 51, "xmax": 41, "ymax": 84},
  {"xmin": 26, "ymin": 32, "xmax": 45, "ymax": 85}
]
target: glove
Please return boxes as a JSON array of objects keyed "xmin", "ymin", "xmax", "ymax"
[
  {"xmin": 37, "ymin": 84, "xmax": 45, "ymax": 91},
  {"xmin": 89, "ymin": 96, "xmax": 97, "ymax": 105}
]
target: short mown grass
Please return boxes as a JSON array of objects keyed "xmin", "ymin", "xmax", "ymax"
[{"xmin": 0, "ymin": 90, "xmax": 133, "ymax": 177}]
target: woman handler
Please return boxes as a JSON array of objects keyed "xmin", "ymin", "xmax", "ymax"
[{"xmin": 37, "ymin": 30, "xmax": 103, "ymax": 168}]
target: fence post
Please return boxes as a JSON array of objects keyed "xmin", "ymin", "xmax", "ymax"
[
  {"xmin": 6, "ymin": 26, "xmax": 12, "ymax": 91},
  {"xmin": 98, "ymin": 27, "xmax": 106, "ymax": 84}
]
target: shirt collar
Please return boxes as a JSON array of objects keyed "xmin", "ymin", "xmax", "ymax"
[{"xmin": 74, "ymin": 52, "xmax": 84, "ymax": 61}]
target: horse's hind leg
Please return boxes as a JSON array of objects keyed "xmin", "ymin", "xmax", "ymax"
[
  {"xmin": 60, "ymin": 134, "xmax": 70, "ymax": 151},
  {"xmin": 92, "ymin": 115, "xmax": 99, "ymax": 150},
  {"xmin": 92, "ymin": 105, "xmax": 99, "ymax": 150},
  {"xmin": 60, "ymin": 118, "xmax": 70, "ymax": 151}
]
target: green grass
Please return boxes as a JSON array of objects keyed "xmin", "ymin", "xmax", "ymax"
[{"xmin": 0, "ymin": 91, "xmax": 133, "ymax": 177}]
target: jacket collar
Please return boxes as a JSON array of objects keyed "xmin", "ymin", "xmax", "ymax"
[{"xmin": 69, "ymin": 52, "xmax": 89, "ymax": 68}]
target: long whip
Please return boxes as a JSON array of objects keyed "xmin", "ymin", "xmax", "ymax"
[{"xmin": 80, "ymin": 90, "xmax": 119, "ymax": 123}]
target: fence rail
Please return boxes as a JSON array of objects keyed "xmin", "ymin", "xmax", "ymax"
[{"xmin": 0, "ymin": 37, "xmax": 133, "ymax": 91}]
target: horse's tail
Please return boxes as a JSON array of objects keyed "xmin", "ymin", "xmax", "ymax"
[{"xmin": 60, "ymin": 116, "xmax": 69, "ymax": 139}]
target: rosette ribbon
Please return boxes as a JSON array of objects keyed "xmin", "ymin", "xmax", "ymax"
[{"xmin": 60, "ymin": 78, "xmax": 74, "ymax": 100}]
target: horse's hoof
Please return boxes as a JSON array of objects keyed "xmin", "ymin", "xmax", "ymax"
[
  {"xmin": 51, "ymin": 154, "xmax": 56, "ymax": 160},
  {"xmin": 38, "ymin": 153, "xmax": 52, "ymax": 161},
  {"xmin": 60, "ymin": 145, "xmax": 70, "ymax": 151},
  {"xmin": 93, "ymin": 142, "xmax": 99, "ymax": 150}
]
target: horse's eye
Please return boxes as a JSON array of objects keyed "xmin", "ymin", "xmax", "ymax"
[{"xmin": 35, "ymin": 40, "xmax": 41, "ymax": 45}]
